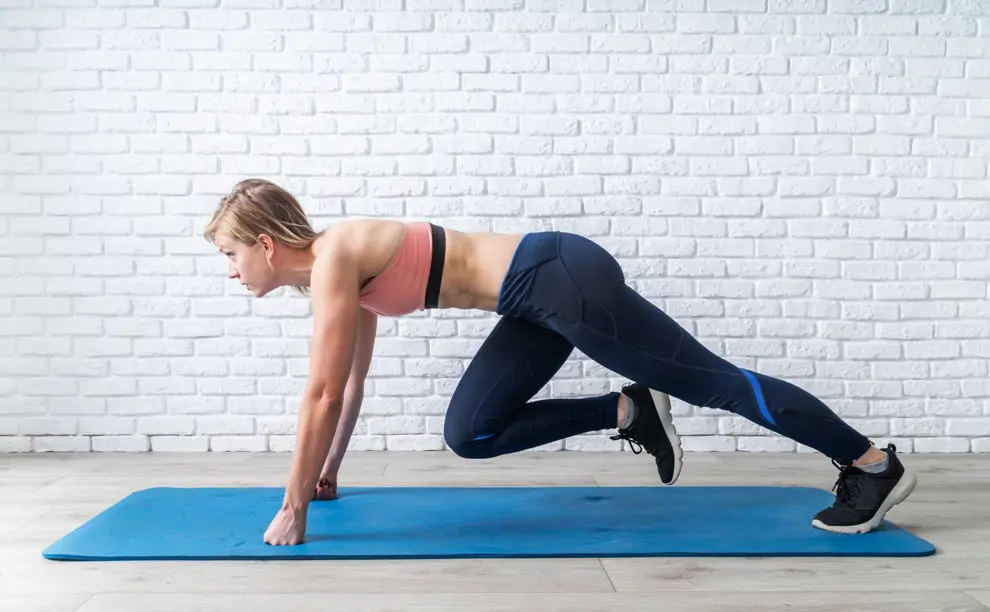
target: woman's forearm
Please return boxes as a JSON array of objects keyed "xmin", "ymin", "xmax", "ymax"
[
  {"xmin": 324, "ymin": 380, "xmax": 365, "ymax": 474},
  {"xmin": 284, "ymin": 392, "xmax": 342, "ymax": 509}
]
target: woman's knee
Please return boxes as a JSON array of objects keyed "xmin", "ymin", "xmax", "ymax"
[
  {"xmin": 678, "ymin": 369, "xmax": 781, "ymax": 431},
  {"xmin": 668, "ymin": 369, "xmax": 755, "ymax": 416},
  {"xmin": 444, "ymin": 428, "xmax": 497, "ymax": 459},
  {"xmin": 443, "ymin": 410, "xmax": 496, "ymax": 459}
]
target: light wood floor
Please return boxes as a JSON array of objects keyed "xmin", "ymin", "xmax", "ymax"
[{"xmin": 1, "ymin": 450, "xmax": 989, "ymax": 612}]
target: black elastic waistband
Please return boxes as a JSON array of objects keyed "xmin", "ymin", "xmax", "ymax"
[{"xmin": 425, "ymin": 223, "xmax": 445, "ymax": 309}]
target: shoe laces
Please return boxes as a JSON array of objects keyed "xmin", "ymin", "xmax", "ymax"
[
  {"xmin": 610, "ymin": 389, "xmax": 645, "ymax": 454},
  {"xmin": 831, "ymin": 462, "xmax": 863, "ymax": 505},
  {"xmin": 830, "ymin": 444, "xmax": 897, "ymax": 507},
  {"xmin": 610, "ymin": 429, "xmax": 644, "ymax": 454}
]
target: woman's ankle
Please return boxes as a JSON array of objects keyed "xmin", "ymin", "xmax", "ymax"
[{"xmin": 852, "ymin": 445, "xmax": 886, "ymax": 467}]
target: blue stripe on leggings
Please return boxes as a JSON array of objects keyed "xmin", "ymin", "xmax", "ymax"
[
  {"xmin": 741, "ymin": 369, "xmax": 777, "ymax": 428},
  {"xmin": 474, "ymin": 433, "xmax": 495, "ymax": 441}
]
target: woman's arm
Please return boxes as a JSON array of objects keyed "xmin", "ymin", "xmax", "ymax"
[
  {"xmin": 322, "ymin": 307, "xmax": 377, "ymax": 477},
  {"xmin": 281, "ymin": 241, "xmax": 362, "ymax": 512}
]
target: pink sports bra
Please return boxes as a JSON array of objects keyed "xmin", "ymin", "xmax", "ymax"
[{"xmin": 358, "ymin": 222, "xmax": 446, "ymax": 317}]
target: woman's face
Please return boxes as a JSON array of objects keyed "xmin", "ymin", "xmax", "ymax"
[{"xmin": 215, "ymin": 233, "xmax": 275, "ymax": 297}]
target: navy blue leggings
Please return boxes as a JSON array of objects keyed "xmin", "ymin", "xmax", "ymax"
[{"xmin": 444, "ymin": 231, "xmax": 873, "ymax": 466}]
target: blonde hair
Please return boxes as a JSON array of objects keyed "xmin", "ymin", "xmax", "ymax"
[{"xmin": 204, "ymin": 179, "xmax": 325, "ymax": 295}]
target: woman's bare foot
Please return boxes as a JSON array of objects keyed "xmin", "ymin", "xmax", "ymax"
[{"xmin": 313, "ymin": 475, "xmax": 338, "ymax": 501}]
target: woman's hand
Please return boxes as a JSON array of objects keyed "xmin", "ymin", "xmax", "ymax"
[
  {"xmin": 264, "ymin": 504, "xmax": 307, "ymax": 546},
  {"xmin": 312, "ymin": 472, "xmax": 338, "ymax": 501}
]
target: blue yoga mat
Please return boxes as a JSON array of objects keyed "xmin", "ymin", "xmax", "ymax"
[{"xmin": 42, "ymin": 486, "xmax": 934, "ymax": 561}]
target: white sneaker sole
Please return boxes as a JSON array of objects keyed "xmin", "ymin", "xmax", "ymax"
[
  {"xmin": 649, "ymin": 389, "xmax": 682, "ymax": 485},
  {"xmin": 811, "ymin": 468, "xmax": 918, "ymax": 535}
]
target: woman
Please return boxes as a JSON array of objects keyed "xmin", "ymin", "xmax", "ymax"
[{"xmin": 204, "ymin": 179, "xmax": 916, "ymax": 546}]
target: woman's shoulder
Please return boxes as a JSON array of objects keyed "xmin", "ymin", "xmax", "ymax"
[
  {"xmin": 313, "ymin": 219, "xmax": 411, "ymax": 274},
  {"xmin": 319, "ymin": 218, "xmax": 407, "ymax": 246}
]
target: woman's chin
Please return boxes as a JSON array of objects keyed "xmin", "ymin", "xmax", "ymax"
[{"xmin": 242, "ymin": 280, "xmax": 276, "ymax": 297}]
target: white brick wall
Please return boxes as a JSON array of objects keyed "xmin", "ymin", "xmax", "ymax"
[{"xmin": 3, "ymin": 0, "xmax": 990, "ymax": 455}]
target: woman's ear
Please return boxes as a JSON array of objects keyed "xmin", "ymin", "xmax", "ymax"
[{"xmin": 257, "ymin": 234, "xmax": 275, "ymax": 260}]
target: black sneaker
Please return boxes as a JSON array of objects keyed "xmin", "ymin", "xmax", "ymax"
[
  {"xmin": 812, "ymin": 444, "xmax": 917, "ymax": 534},
  {"xmin": 610, "ymin": 383, "xmax": 682, "ymax": 485}
]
